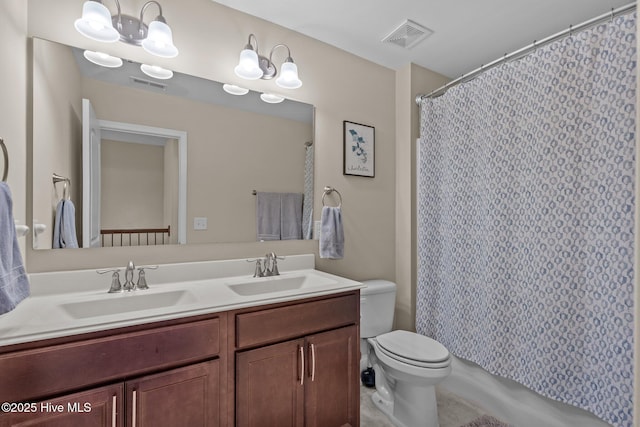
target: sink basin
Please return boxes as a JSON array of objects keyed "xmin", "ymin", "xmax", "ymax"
[
  {"xmin": 226, "ymin": 273, "xmax": 335, "ymax": 296},
  {"xmin": 60, "ymin": 290, "xmax": 197, "ymax": 319}
]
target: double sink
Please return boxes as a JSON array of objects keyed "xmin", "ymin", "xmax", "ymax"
[
  {"xmin": 58, "ymin": 271, "xmax": 337, "ymax": 319},
  {"xmin": 1, "ymin": 254, "xmax": 364, "ymax": 347}
]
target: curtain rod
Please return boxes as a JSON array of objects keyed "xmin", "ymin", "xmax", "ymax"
[{"xmin": 416, "ymin": 2, "xmax": 636, "ymax": 104}]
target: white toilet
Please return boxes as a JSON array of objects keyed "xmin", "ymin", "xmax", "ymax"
[{"xmin": 360, "ymin": 280, "xmax": 451, "ymax": 427}]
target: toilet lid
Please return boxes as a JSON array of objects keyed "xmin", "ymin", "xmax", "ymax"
[{"xmin": 376, "ymin": 330, "xmax": 449, "ymax": 364}]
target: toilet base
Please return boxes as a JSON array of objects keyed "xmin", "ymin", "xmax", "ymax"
[
  {"xmin": 371, "ymin": 384, "xmax": 440, "ymax": 427},
  {"xmin": 371, "ymin": 391, "xmax": 408, "ymax": 427}
]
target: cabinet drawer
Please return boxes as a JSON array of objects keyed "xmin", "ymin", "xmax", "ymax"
[
  {"xmin": 235, "ymin": 293, "xmax": 359, "ymax": 349},
  {"xmin": 0, "ymin": 317, "xmax": 221, "ymax": 402}
]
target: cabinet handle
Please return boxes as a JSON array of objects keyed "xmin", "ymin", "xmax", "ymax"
[
  {"xmin": 111, "ymin": 395, "xmax": 117, "ymax": 427},
  {"xmin": 310, "ymin": 343, "xmax": 316, "ymax": 381},
  {"xmin": 299, "ymin": 345, "xmax": 305, "ymax": 386},
  {"xmin": 132, "ymin": 390, "xmax": 137, "ymax": 427}
]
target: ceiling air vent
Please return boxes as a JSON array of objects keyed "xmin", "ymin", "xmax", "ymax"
[
  {"xmin": 129, "ymin": 76, "xmax": 167, "ymax": 91},
  {"xmin": 382, "ymin": 19, "xmax": 433, "ymax": 49}
]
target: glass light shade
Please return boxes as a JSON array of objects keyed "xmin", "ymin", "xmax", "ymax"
[
  {"xmin": 260, "ymin": 93, "xmax": 285, "ymax": 104},
  {"xmin": 83, "ymin": 50, "xmax": 123, "ymax": 68},
  {"xmin": 234, "ymin": 49, "xmax": 264, "ymax": 80},
  {"xmin": 74, "ymin": 1, "xmax": 119, "ymax": 43},
  {"xmin": 141, "ymin": 21, "xmax": 179, "ymax": 58},
  {"xmin": 140, "ymin": 64, "xmax": 174, "ymax": 80},
  {"xmin": 276, "ymin": 61, "xmax": 302, "ymax": 89},
  {"xmin": 223, "ymin": 84, "xmax": 249, "ymax": 95}
]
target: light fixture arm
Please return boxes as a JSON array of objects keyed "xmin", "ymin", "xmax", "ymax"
[
  {"xmin": 269, "ymin": 44, "xmax": 294, "ymax": 64},
  {"xmin": 245, "ymin": 34, "xmax": 260, "ymax": 53},
  {"xmin": 140, "ymin": 1, "xmax": 166, "ymax": 25}
]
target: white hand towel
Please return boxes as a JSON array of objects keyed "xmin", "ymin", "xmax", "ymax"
[
  {"xmin": 319, "ymin": 206, "xmax": 344, "ymax": 259},
  {"xmin": 0, "ymin": 183, "xmax": 30, "ymax": 315},
  {"xmin": 53, "ymin": 199, "xmax": 79, "ymax": 249}
]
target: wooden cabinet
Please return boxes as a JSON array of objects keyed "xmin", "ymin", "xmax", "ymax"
[
  {"xmin": 304, "ymin": 326, "xmax": 359, "ymax": 427},
  {"xmin": 126, "ymin": 360, "xmax": 220, "ymax": 427},
  {"xmin": 233, "ymin": 293, "xmax": 360, "ymax": 427},
  {"xmin": 0, "ymin": 315, "xmax": 224, "ymax": 427},
  {"xmin": 1, "ymin": 361, "xmax": 219, "ymax": 427},
  {"xmin": 0, "ymin": 384, "xmax": 123, "ymax": 427},
  {"xmin": 0, "ymin": 290, "xmax": 360, "ymax": 427},
  {"xmin": 236, "ymin": 339, "xmax": 305, "ymax": 427}
]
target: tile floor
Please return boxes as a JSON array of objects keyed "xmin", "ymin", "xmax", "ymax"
[{"xmin": 360, "ymin": 384, "xmax": 491, "ymax": 427}]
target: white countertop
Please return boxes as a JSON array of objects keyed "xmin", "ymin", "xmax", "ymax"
[{"xmin": 0, "ymin": 254, "xmax": 364, "ymax": 347}]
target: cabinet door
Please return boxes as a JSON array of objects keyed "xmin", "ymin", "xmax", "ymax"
[
  {"xmin": 305, "ymin": 325, "xmax": 359, "ymax": 427},
  {"xmin": 126, "ymin": 360, "xmax": 220, "ymax": 427},
  {"xmin": 0, "ymin": 383, "xmax": 123, "ymax": 427},
  {"xmin": 236, "ymin": 339, "xmax": 305, "ymax": 427}
]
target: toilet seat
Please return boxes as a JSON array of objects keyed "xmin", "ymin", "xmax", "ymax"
[{"xmin": 376, "ymin": 330, "xmax": 450, "ymax": 369}]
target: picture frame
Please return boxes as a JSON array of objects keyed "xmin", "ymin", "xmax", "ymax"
[{"xmin": 343, "ymin": 121, "xmax": 375, "ymax": 177}]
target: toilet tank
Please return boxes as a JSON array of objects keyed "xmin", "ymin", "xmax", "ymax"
[{"xmin": 360, "ymin": 280, "xmax": 396, "ymax": 338}]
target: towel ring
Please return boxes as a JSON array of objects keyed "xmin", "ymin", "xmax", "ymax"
[
  {"xmin": 322, "ymin": 186, "xmax": 342, "ymax": 208},
  {"xmin": 52, "ymin": 173, "xmax": 71, "ymax": 200},
  {"xmin": 0, "ymin": 137, "xmax": 7, "ymax": 182}
]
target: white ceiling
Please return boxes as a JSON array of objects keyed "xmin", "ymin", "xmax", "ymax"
[{"xmin": 212, "ymin": 0, "xmax": 634, "ymax": 78}]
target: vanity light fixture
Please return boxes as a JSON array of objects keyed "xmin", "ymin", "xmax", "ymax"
[
  {"xmin": 234, "ymin": 34, "xmax": 302, "ymax": 89},
  {"xmin": 222, "ymin": 84, "xmax": 249, "ymax": 96},
  {"xmin": 74, "ymin": 0, "xmax": 179, "ymax": 58},
  {"xmin": 140, "ymin": 64, "xmax": 173, "ymax": 79},
  {"xmin": 83, "ymin": 50, "xmax": 123, "ymax": 68},
  {"xmin": 260, "ymin": 93, "xmax": 285, "ymax": 104}
]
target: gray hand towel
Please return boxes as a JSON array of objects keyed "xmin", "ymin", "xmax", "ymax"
[
  {"xmin": 53, "ymin": 199, "xmax": 79, "ymax": 249},
  {"xmin": 319, "ymin": 206, "xmax": 344, "ymax": 259},
  {"xmin": 256, "ymin": 192, "xmax": 281, "ymax": 241},
  {"xmin": 281, "ymin": 192, "xmax": 303, "ymax": 240},
  {"xmin": 0, "ymin": 183, "xmax": 30, "ymax": 315}
]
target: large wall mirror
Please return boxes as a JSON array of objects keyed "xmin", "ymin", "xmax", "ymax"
[{"xmin": 32, "ymin": 37, "xmax": 315, "ymax": 250}]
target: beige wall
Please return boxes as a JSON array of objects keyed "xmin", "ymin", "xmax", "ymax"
[
  {"xmin": 395, "ymin": 64, "xmax": 449, "ymax": 331},
  {"xmin": 101, "ymin": 140, "xmax": 165, "ymax": 230},
  {"xmin": 1, "ymin": 1, "xmax": 28, "ymax": 259},
  {"xmin": 32, "ymin": 39, "xmax": 83, "ymax": 249}
]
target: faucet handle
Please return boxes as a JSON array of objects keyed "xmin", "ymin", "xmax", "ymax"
[
  {"xmin": 97, "ymin": 268, "xmax": 123, "ymax": 293},
  {"xmin": 247, "ymin": 258, "xmax": 265, "ymax": 277},
  {"xmin": 135, "ymin": 265, "xmax": 158, "ymax": 290}
]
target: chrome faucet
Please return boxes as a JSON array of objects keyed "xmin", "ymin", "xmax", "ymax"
[
  {"xmin": 97, "ymin": 262, "xmax": 158, "ymax": 293},
  {"xmin": 264, "ymin": 252, "xmax": 283, "ymax": 276},
  {"xmin": 247, "ymin": 253, "xmax": 284, "ymax": 277},
  {"xmin": 123, "ymin": 261, "xmax": 136, "ymax": 291}
]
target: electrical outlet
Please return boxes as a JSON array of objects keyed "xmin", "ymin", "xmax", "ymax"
[{"xmin": 193, "ymin": 217, "xmax": 208, "ymax": 230}]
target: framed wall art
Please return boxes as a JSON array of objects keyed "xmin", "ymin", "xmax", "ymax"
[{"xmin": 343, "ymin": 121, "xmax": 375, "ymax": 177}]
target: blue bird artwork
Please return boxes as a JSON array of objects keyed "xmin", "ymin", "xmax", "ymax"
[{"xmin": 348, "ymin": 129, "xmax": 368, "ymax": 164}]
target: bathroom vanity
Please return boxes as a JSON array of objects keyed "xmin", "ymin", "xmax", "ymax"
[{"xmin": 0, "ymin": 255, "xmax": 362, "ymax": 427}]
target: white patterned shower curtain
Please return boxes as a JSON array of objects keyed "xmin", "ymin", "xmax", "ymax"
[
  {"xmin": 302, "ymin": 143, "xmax": 314, "ymax": 239},
  {"xmin": 416, "ymin": 11, "xmax": 635, "ymax": 427}
]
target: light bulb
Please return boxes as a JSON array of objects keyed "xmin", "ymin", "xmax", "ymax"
[
  {"xmin": 276, "ymin": 61, "xmax": 302, "ymax": 89},
  {"xmin": 142, "ymin": 20, "xmax": 179, "ymax": 58},
  {"xmin": 234, "ymin": 49, "xmax": 263, "ymax": 80}
]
